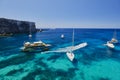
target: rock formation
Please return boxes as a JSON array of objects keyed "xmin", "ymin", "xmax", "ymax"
[{"xmin": 0, "ymin": 18, "xmax": 36, "ymax": 34}]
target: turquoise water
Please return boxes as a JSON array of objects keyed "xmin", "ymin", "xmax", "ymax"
[{"xmin": 0, "ymin": 29, "xmax": 120, "ymax": 80}]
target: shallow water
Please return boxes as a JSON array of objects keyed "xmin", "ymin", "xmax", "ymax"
[{"xmin": 0, "ymin": 28, "xmax": 120, "ymax": 80}]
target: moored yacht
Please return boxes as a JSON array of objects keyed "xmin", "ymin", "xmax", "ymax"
[
  {"xmin": 110, "ymin": 30, "xmax": 118, "ymax": 43},
  {"xmin": 106, "ymin": 41, "xmax": 115, "ymax": 48},
  {"xmin": 22, "ymin": 41, "xmax": 51, "ymax": 52}
]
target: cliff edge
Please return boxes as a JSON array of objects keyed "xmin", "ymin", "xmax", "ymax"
[{"xmin": 0, "ymin": 18, "xmax": 36, "ymax": 34}]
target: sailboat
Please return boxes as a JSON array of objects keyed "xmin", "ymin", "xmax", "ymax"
[
  {"xmin": 29, "ymin": 25, "xmax": 32, "ymax": 38},
  {"xmin": 66, "ymin": 29, "xmax": 75, "ymax": 61},
  {"xmin": 104, "ymin": 30, "xmax": 118, "ymax": 49},
  {"xmin": 29, "ymin": 34, "xmax": 32, "ymax": 38},
  {"xmin": 110, "ymin": 30, "xmax": 118, "ymax": 43}
]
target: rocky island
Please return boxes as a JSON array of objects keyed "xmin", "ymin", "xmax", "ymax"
[{"xmin": 0, "ymin": 18, "xmax": 37, "ymax": 36}]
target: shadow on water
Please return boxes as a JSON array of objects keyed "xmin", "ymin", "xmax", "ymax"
[
  {"xmin": 104, "ymin": 47, "xmax": 120, "ymax": 62},
  {"xmin": 80, "ymin": 52, "xmax": 95, "ymax": 66},
  {"xmin": 72, "ymin": 58, "xmax": 79, "ymax": 66},
  {"xmin": 0, "ymin": 53, "xmax": 35, "ymax": 69}
]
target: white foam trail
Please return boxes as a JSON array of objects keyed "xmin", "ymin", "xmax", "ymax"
[{"xmin": 41, "ymin": 42, "xmax": 88, "ymax": 54}]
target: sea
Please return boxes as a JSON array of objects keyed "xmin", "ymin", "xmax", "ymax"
[{"xmin": 0, "ymin": 28, "xmax": 120, "ymax": 80}]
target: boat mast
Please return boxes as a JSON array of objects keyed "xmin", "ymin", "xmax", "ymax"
[
  {"xmin": 72, "ymin": 28, "xmax": 74, "ymax": 47},
  {"xmin": 29, "ymin": 24, "xmax": 32, "ymax": 38},
  {"xmin": 113, "ymin": 29, "xmax": 116, "ymax": 39},
  {"xmin": 71, "ymin": 28, "xmax": 74, "ymax": 52}
]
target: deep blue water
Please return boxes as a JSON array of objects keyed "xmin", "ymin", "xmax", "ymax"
[{"xmin": 0, "ymin": 28, "xmax": 120, "ymax": 80}]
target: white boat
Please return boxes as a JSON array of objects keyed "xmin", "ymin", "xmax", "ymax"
[
  {"xmin": 111, "ymin": 38, "xmax": 118, "ymax": 43},
  {"xmin": 66, "ymin": 29, "xmax": 75, "ymax": 61},
  {"xmin": 22, "ymin": 40, "xmax": 51, "ymax": 52},
  {"xmin": 61, "ymin": 34, "xmax": 64, "ymax": 38},
  {"xmin": 24, "ymin": 41, "xmax": 51, "ymax": 48},
  {"xmin": 110, "ymin": 30, "xmax": 118, "ymax": 43},
  {"xmin": 66, "ymin": 51, "xmax": 74, "ymax": 61},
  {"xmin": 106, "ymin": 41, "xmax": 115, "ymax": 48},
  {"xmin": 29, "ymin": 26, "xmax": 32, "ymax": 38},
  {"xmin": 29, "ymin": 34, "xmax": 32, "ymax": 38}
]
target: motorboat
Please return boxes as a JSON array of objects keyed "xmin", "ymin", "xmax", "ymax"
[
  {"xmin": 22, "ymin": 41, "xmax": 51, "ymax": 52},
  {"xmin": 106, "ymin": 41, "xmax": 115, "ymax": 48}
]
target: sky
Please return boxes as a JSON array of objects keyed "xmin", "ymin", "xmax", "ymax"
[{"xmin": 0, "ymin": 0, "xmax": 120, "ymax": 28}]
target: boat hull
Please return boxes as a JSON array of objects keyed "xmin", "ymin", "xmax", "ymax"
[
  {"xmin": 66, "ymin": 52, "xmax": 74, "ymax": 61},
  {"xmin": 106, "ymin": 41, "xmax": 115, "ymax": 48}
]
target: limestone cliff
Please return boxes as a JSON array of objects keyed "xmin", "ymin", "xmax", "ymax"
[{"xmin": 0, "ymin": 18, "xmax": 36, "ymax": 34}]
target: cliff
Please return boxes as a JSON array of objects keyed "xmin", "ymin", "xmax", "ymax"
[{"xmin": 0, "ymin": 18, "xmax": 36, "ymax": 34}]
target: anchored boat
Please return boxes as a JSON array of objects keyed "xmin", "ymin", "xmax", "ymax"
[
  {"xmin": 110, "ymin": 30, "xmax": 118, "ymax": 44},
  {"xmin": 66, "ymin": 29, "xmax": 88, "ymax": 61},
  {"xmin": 61, "ymin": 34, "xmax": 64, "ymax": 39},
  {"xmin": 22, "ymin": 41, "xmax": 51, "ymax": 52},
  {"xmin": 104, "ymin": 41, "xmax": 115, "ymax": 49},
  {"xmin": 66, "ymin": 29, "xmax": 75, "ymax": 61}
]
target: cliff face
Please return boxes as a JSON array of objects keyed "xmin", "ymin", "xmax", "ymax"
[{"xmin": 0, "ymin": 18, "xmax": 36, "ymax": 34}]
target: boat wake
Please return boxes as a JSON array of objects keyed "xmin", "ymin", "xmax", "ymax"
[{"xmin": 41, "ymin": 42, "xmax": 88, "ymax": 54}]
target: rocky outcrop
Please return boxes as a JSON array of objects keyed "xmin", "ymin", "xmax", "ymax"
[{"xmin": 0, "ymin": 18, "xmax": 36, "ymax": 34}]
